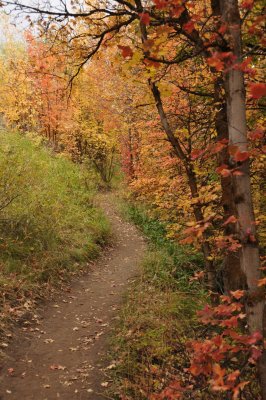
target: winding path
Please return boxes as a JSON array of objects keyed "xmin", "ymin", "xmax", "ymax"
[{"xmin": 0, "ymin": 194, "xmax": 146, "ymax": 400}]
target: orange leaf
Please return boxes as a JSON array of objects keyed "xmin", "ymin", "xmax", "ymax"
[
  {"xmin": 180, "ymin": 236, "xmax": 194, "ymax": 245},
  {"xmin": 233, "ymin": 381, "xmax": 250, "ymax": 399},
  {"xmin": 230, "ymin": 290, "xmax": 245, "ymax": 299},
  {"xmin": 207, "ymin": 55, "xmax": 224, "ymax": 71},
  {"xmin": 223, "ymin": 215, "xmax": 237, "ymax": 226},
  {"xmin": 258, "ymin": 277, "xmax": 266, "ymax": 287}
]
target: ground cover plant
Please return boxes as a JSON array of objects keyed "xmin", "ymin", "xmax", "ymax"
[
  {"xmin": 108, "ymin": 199, "xmax": 205, "ymax": 398},
  {"xmin": 0, "ymin": 129, "xmax": 110, "ymax": 334},
  {"xmin": 109, "ymin": 199, "xmax": 262, "ymax": 399}
]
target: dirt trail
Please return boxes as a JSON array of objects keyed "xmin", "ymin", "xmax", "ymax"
[{"xmin": 0, "ymin": 194, "xmax": 146, "ymax": 400}]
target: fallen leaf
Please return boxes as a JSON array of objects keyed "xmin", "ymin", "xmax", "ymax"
[
  {"xmin": 50, "ymin": 364, "xmax": 66, "ymax": 371},
  {"xmin": 44, "ymin": 338, "xmax": 54, "ymax": 344},
  {"xmin": 69, "ymin": 347, "xmax": 79, "ymax": 352},
  {"xmin": 7, "ymin": 368, "xmax": 14, "ymax": 375},
  {"xmin": 106, "ymin": 363, "xmax": 116, "ymax": 370}
]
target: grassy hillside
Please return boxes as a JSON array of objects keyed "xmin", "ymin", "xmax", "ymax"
[{"xmin": 0, "ymin": 130, "xmax": 110, "ymax": 332}]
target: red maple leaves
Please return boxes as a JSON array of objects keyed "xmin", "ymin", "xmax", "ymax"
[
  {"xmin": 118, "ymin": 45, "xmax": 133, "ymax": 59},
  {"xmin": 153, "ymin": 291, "xmax": 263, "ymax": 400},
  {"xmin": 249, "ymin": 83, "xmax": 266, "ymax": 99},
  {"xmin": 139, "ymin": 12, "xmax": 151, "ymax": 25}
]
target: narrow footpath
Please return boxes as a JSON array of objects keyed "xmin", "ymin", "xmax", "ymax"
[{"xmin": 0, "ymin": 194, "xmax": 146, "ymax": 400}]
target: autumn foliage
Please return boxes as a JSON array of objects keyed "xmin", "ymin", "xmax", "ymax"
[{"xmin": 0, "ymin": 0, "xmax": 265, "ymax": 398}]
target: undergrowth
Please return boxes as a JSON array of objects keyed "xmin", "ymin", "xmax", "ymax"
[
  {"xmin": 0, "ymin": 130, "xmax": 110, "ymax": 334},
  {"xmin": 109, "ymin": 198, "xmax": 208, "ymax": 399}
]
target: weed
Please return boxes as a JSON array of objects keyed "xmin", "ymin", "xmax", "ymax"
[
  {"xmin": 0, "ymin": 130, "xmax": 110, "ymax": 333},
  {"xmin": 109, "ymin": 199, "xmax": 207, "ymax": 399}
]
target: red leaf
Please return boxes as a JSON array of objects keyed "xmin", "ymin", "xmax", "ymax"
[
  {"xmin": 211, "ymin": 141, "xmax": 227, "ymax": 154},
  {"xmin": 249, "ymin": 347, "xmax": 262, "ymax": 363},
  {"xmin": 221, "ymin": 169, "xmax": 231, "ymax": 177},
  {"xmin": 207, "ymin": 54, "xmax": 224, "ymax": 71},
  {"xmin": 220, "ymin": 316, "xmax": 239, "ymax": 328},
  {"xmin": 246, "ymin": 331, "xmax": 263, "ymax": 344},
  {"xmin": 144, "ymin": 58, "xmax": 160, "ymax": 68},
  {"xmin": 241, "ymin": 0, "xmax": 254, "ymax": 9},
  {"xmin": 118, "ymin": 45, "xmax": 133, "ymax": 58},
  {"xmin": 218, "ymin": 24, "xmax": 227, "ymax": 35},
  {"xmin": 250, "ymin": 83, "xmax": 266, "ymax": 99},
  {"xmin": 223, "ymin": 215, "xmax": 237, "ymax": 226},
  {"xmin": 228, "ymin": 145, "xmax": 239, "ymax": 156},
  {"xmin": 232, "ymin": 170, "xmax": 244, "ymax": 176},
  {"xmin": 172, "ymin": 5, "xmax": 185, "ymax": 18},
  {"xmin": 216, "ymin": 164, "xmax": 231, "ymax": 177},
  {"xmin": 191, "ymin": 148, "xmax": 205, "ymax": 160},
  {"xmin": 183, "ymin": 21, "xmax": 195, "ymax": 33},
  {"xmin": 234, "ymin": 150, "xmax": 249, "ymax": 162},
  {"xmin": 249, "ymin": 128, "xmax": 264, "ymax": 140},
  {"xmin": 139, "ymin": 12, "xmax": 150, "ymax": 25},
  {"xmin": 153, "ymin": 0, "xmax": 168, "ymax": 10}
]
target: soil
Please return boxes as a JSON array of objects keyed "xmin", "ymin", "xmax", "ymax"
[{"xmin": 0, "ymin": 194, "xmax": 146, "ymax": 400}]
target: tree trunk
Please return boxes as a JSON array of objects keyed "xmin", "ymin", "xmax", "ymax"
[
  {"xmin": 214, "ymin": 77, "xmax": 246, "ymax": 292},
  {"xmin": 127, "ymin": 127, "xmax": 135, "ymax": 180},
  {"xmin": 186, "ymin": 165, "xmax": 216, "ymax": 290},
  {"xmin": 210, "ymin": 0, "xmax": 244, "ymax": 293},
  {"xmin": 219, "ymin": 1, "xmax": 265, "ymax": 397}
]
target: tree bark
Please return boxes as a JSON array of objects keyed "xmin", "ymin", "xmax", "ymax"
[
  {"xmin": 210, "ymin": 0, "xmax": 244, "ymax": 293},
  {"xmin": 214, "ymin": 77, "xmax": 246, "ymax": 292},
  {"xmin": 219, "ymin": 0, "xmax": 265, "ymax": 397}
]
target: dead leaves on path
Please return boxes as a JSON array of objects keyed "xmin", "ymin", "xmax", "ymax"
[{"xmin": 50, "ymin": 364, "xmax": 66, "ymax": 371}]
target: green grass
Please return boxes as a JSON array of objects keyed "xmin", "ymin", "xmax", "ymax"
[
  {"xmin": 109, "ymin": 199, "xmax": 208, "ymax": 399},
  {"xmin": 0, "ymin": 130, "xmax": 110, "ymax": 330}
]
